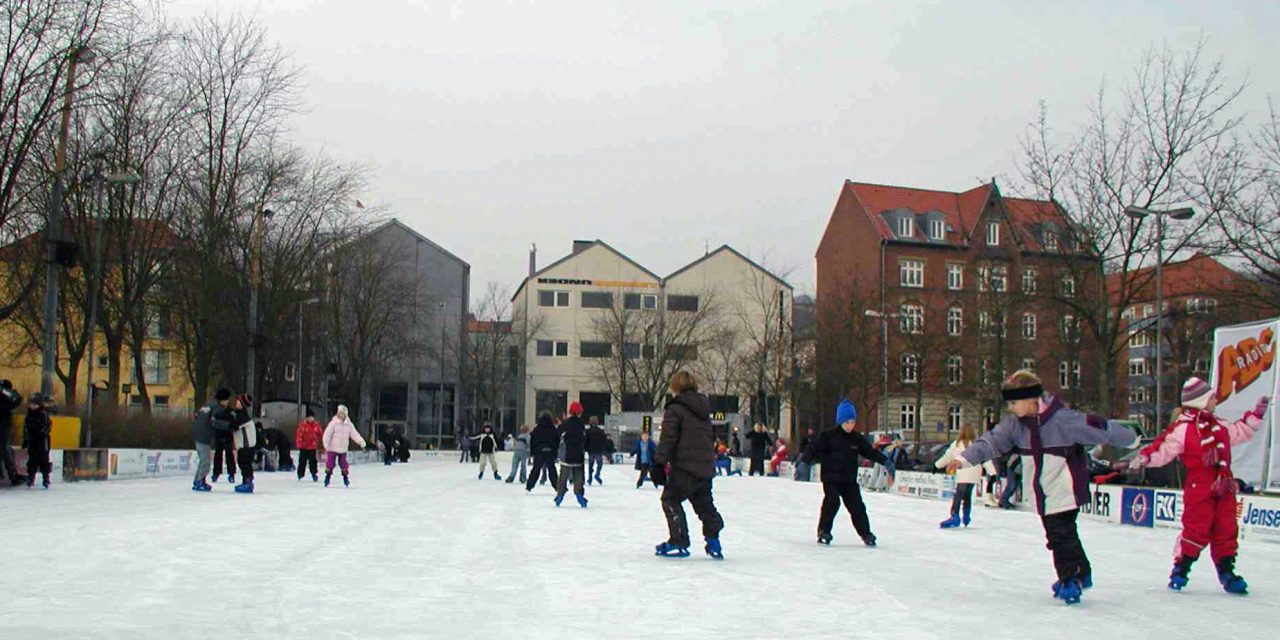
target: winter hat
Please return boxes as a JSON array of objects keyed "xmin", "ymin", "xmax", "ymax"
[
  {"xmin": 1181, "ymin": 377, "xmax": 1213, "ymax": 410},
  {"xmin": 569, "ymin": 402, "xmax": 584, "ymax": 416},
  {"xmin": 835, "ymin": 399, "xmax": 857, "ymax": 425},
  {"xmin": 237, "ymin": 393, "xmax": 253, "ymax": 408},
  {"xmin": 337, "ymin": 404, "xmax": 349, "ymax": 419},
  {"xmin": 215, "ymin": 387, "xmax": 232, "ymax": 401}
]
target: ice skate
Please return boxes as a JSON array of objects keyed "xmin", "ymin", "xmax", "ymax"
[
  {"xmin": 343, "ymin": 474, "xmax": 350, "ymax": 487},
  {"xmin": 324, "ymin": 472, "xmax": 332, "ymax": 487},
  {"xmin": 311, "ymin": 473, "xmax": 319, "ymax": 482},
  {"xmin": 861, "ymin": 534, "xmax": 877, "ymax": 547},
  {"xmin": 554, "ymin": 494, "xmax": 565, "ymax": 507},
  {"xmin": 192, "ymin": 479, "xmax": 212, "ymax": 492},
  {"xmin": 576, "ymin": 494, "xmax": 589, "ymax": 508},
  {"xmin": 705, "ymin": 538, "xmax": 723, "ymax": 560},
  {"xmin": 655, "ymin": 542, "xmax": 690, "ymax": 558},
  {"xmin": 1169, "ymin": 557, "xmax": 1193, "ymax": 591},
  {"xmin": 817, "ymin": 531, "xmax": 833, "ymax": 546},
  {"xmin": 233, "ymin": 480, "xmax": 254, "ymax": 494},
  {"xmin": 493, "ymin": 471, "xmax": 501, "ymax": 481},
  {"xmin": 1052, "ymin": 578, "xmax": 1084, "ymax": 605},
  {"xmin": 1216, "ymin": 557, "xmax": 1247, "ymax": 595},
  {"xmin": 939, "ymin": 514, "xmax": 961, "ymax": 529}
]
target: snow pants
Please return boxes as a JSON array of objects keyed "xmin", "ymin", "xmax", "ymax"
[
  {"xmin": 555, "ymin": 464, "xmax": 585, "ymax": 497},
  {"xmin": 749, "ymin": 454, "xmax": 766, "ymax": 476},
  {"xmin": 297, "ymin": 449, "xmax": 318, "ymax": 479},
  {"xmin": 635, "ymin": 464, "xmax": 658, "ymax": 488},
  {"xmin": 1042, "ymin": 509, "xmax": 1091, "ymax": 582},
  {"xmin": 477, "ymin": 453, "xmax": 499, "ymax": 475},
  {"xmin": 661, "ymin": 468, "xmax": 724, "ymax": 548},
  {"xmin": 193, "ymin": 442, "xmax": 212, "ymax": 483},
  {"xmin": 325, "ymin": 451, "xmax": 350, "ymax": 475},
  {"xmin": 1178, "ymin": 483, "xmax": 1239, "ymax": 562},
  {"xmin": 236, "ymin": 448, "xmax": 255, "ymax": 483},
  {"xmin": 212, "ymin": 434, "xmax": 234, "ymax": 478},
  {"xmin": 25, "ymin": 447, "xmax": 51, "ymax": 481},
  {"xmin": 818, "ymin": 481, "xmax": 872, "ymax": 538},
  {"xmin": 525, "ymin": 451, "xmax": 558, "ymax": 491}
]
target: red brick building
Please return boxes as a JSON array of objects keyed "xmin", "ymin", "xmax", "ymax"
[{"xmin": 816, "ymin": 179, "xmax": 1100, "ymax": 441}]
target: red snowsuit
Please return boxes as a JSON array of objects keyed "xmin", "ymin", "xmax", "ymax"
[
  {"xmin": 769, "ymin": 442, "xmax": 788, "ymax": 475},
  {"xmin": 295, "ymin": 419, "xmax": 323, "ymax": 450},
  {"xmin": 1139, "ymin": 408, "xmax": 1264, "ymax": 562}
]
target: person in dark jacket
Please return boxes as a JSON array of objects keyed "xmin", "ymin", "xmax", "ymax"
[
  {"xmin": 585, "ymin": 416, "xmax": 609, "ymax": 485},
  {"xmin": 554, "ymin": 403, "xmax": 589, "ymax": 507},
  {"xmin": 744, "ymin": 423, "xmax": 772, "ymax": 476},
  {"xmin": 22, "ymin": 393, "xmax": 54, "ymax": 489},
  {"xmin": 230, "ymin": 395, "xmax": 258, "ymax": 494},
  {"xmin": 191, "ymin": 388, "xmax": 233, "ymax": 491},
  {"xmin": 473, "ymin": 423, "xmax": 501, "ymax": 480},
  {"xmin": 0, "ymin": 380, "xmax": 25, "ymax": 485},
  {"xmin": 525, "ymin": 413, "xmax": 560, "ymax": 492},
  {"xmin": 652, "ymin": 371, "xmax": 724, "ymax": 559},
  {"xmin": 630, "ymin": 430, "xmax": 659, "ymax": 488},
  {"xmin": 260, "ymin": 426, "xmax": 293, "ymax": 472},
  {"xmin": 795, "ymin": 427, "xmax": 817, "ymax": 481},
  {"xmin": 211, "ymin": 391, "xmax": 238, "ymax": 484},
  {"xmin": 381, "ymin": 424, "xmax": 399, "ymax": 466},
  {"xmin": 458, "ymin": 431, "xmax": 472, "ymax": 463},
  {"xmin": 812, "ymin": 400, "xmax": 890, "ymax": 547}
]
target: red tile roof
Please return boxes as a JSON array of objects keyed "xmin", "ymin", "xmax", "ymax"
[
  {"xmin": 1106, "ymin": 253, "xmax": 1251, "ymax": 304},
  {"xmin": 468, "ymin": 319, "xmax": 512, "ymax": 334}
]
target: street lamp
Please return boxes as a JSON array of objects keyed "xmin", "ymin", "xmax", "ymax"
[
  {"xmin": 41, "ymin": 44, "xmax": 96, "ymax": 398},
  {"xmin": 296, "ymin": 297, "xmax": 322, "ymax": 425},
  {"xmin": 864, "ymin": 309, "xmax": 900, "ymax": 436},
  {"xmin": 83, "ymin": 169, "xmax": 142, "ymax": 445},
  {"xmin": 1124, "ymin": 205, "xmax": 1195, "ymax": 430},
  {"xmin": 246, "ymin": 208, "xmax": 273, "ymax": 406}
]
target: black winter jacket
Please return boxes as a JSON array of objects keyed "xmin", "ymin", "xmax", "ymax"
[
  {"xmin": 745, "ymin": 430, "xmax": 773, "ymax": 458},
  {"xmin": 530, "ymin": 417, "xmax": 560, "ymax": 455},
  {"xmin": 0, "ymin": 387, "xmax": 23, "ymax": 428},
  {"xmin": 476, "ymin": 432, "xmax": 498, "ymax": 454},
  {"xmin": 585, "ymin": 426, "xmax": 609, "ymax": 454},
  {"xmin": 559, "ymin": 417, "xmax": 587, "ymax": 464},
  {"xmin": 812, "ymin": 426, "xmax": 886, "ymax": 483},
  {"xmin": 23, "ymin": 408, "xmax": 52, "ymax": 451},
  {"xmin": 655, "ymin": 392, "xmax": 716, "ymax": 479}
]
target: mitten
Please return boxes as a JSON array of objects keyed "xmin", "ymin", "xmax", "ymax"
[
  {"xmin": 1254, "ymin": 396, "xmax": 1271, "ymax": 417},
  {"xmin": 650, "ymin": 463, "xmax": 668, "ymax": 486}
]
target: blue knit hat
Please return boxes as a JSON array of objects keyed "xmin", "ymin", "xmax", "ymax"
[{"xmin": 835, "ymin": 400, "xmax": 857, "ymax": 425}]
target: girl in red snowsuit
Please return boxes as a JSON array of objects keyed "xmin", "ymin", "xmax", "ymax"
[{"xmin": 1133, "ymin": 376, "xmax": 1270, "ymax": 595}]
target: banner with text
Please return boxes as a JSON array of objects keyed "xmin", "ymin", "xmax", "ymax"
[{"xmin": 1212, "ymin": 319, "xmax": 1279, "ymax": 492}]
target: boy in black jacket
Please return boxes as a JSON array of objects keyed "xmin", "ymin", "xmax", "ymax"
[
  {"xmin": 525, "ymin": 413, "xmax": 560, "ymax": 492},
  {"xmin": 554, "ymin": 403, "xmax": 589, "ymax": 508},
  {"xmin": 23, "ymin": 393, "xmax": 54, "ymax": 489},
  {"xmin": 812, "ymin": 400, "xmax": 891, "ymax": 546}
]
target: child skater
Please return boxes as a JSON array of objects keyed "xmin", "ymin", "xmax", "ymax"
[
  {"xmin": 1131, "ymin": 377, "xmax": 1269, "ymax": 594},
  {"xmin": 715, "ymin": 444, "xmax": 742, "ymax": 477},
  {"xmin": 630, "ymin": 429, "xmax": 659, "ymax": 489},
  {"xmin": 322, "ymin": 405, "xmax": 366, "ymax": 487},
  {"xmin": 812, "ymin": 399, "xmax": 891, "ymax": 547},
  {"xmin": 949, "ymin": 370, "xmax": 1140, "ymax": 605},
  {"xmin": 935, "ymin": 423, "xmax": 996, "ymax": 528},
  {"xmin": 652, "ymin": 371, "xmax": 724, "ymax": 559},
  {"xmin": 768, "ymin": 438, "xmax": 788, "ymax": 476}
]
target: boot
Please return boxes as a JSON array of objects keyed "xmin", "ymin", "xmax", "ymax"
[
  {"xmin": 1216, "ymin": 556, "xmax": 1248, "ymax": 595},
  {"xmin": 554, "ymin": 493, "xmax": 565, "ymax": 507},
  {"xmin": 233, "ymin": 480, "xmax": 254, "ymax": 494},
  {"xmin": 962, "ymin": 504, "xmax": 972, "ymax": 527},
  {"xmin": 477, "ymin": 471, "xmax": 484, "ymax": 480},
  {"xmin": 1053, "ymin": 577, "xmax": 1084, "ymax": 605},
  {"xmin": 505, "ymin": 477, "xmax": 515, "ymax": 484},
  {"xmin": 1169, "ymin": 556, "xmax": 1194, "ymax": 591},
  {"xmin": 211, "ymin": 473, "xmax": 220, "ymax": 483},
  {"xmin": 324, "ymin": 472, "xmax": 332, "ymax": 487},
  {"xmin": 705, "ymin": 538, "xmax": 724, "ymax": 560},
  {"xmin": 342, "ymin": 474, "xmax": 350, "ymax": 487},
  {"xmin": 576, "ymin": 494, "xmax": 589, "ymax": 508},
  {"xmin": 655, "ymin": 542, "xmax": 690, "ymax": 558},
  {"xmin": 42, "ymin": 475, "xmax": 50, "ymax": 489},
  {"xmin": 311, "ymin": 473, "xmax": 319, "ymax": 482},
  {"xmin": 939, "ymin": 513, "xmax": 962, "ymax": 529},
  {"xmin": 817, "ymin": 531, "xmax": 833, "ymax": 546},
  {"xmin": 493, "ymin": 471, "xmax": 501, "ymax": 481},
  {"xmin": 228, "ymin": 474, "xmax": 235, "ymax": 484},
  {"xmin": 984, "ymin": 493, "xmax": 999, "ymax": 508},
  {"xmin": 861, "ymin": 534, "xmax": 877, "ymax": 547}
]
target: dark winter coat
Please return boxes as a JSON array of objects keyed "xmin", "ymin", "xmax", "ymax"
[
  {"xmin": 631, "ymin": 438, "xmax": 658, "ymax": 469},
  {"xmin": 558, "ymin": 417, "xmax": 587, "ymax": 465},
  {"xmin": 191, "ymin": 401, "xmax": 222, "ymax": 446},
  {"xmin": 0, "ymin": 387, "xmax": 23, "ymax": 428},
  {"xmin": 811, "ymin": 426, "xmax": 886, "ymax": 484},
  {"xmin": 530, "ymin": 417, "xmax": 560, "ymax": 455},
  {"xmin": 655, "ymin": 392, "xmax": 716, "ymax": 479},
  {"xmin": 22, "ymin": 407, "xmax": 52, "ymax": 452},
  {"xmin": 585, "ymin": 425, "xmax": 609, "ymax": 454},
  {"xmin": 475, "ymin": 432, "xmax": 498, "ymax": 454},
  {"xmin": 745, "ymin": 430, "xmax": 773, "ymax": 458}
]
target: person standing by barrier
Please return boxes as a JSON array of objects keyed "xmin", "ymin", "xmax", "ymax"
[
  {"xmin": 935, "ymin": 424, "xmax": 996, "ymax": 528},
  {"xmin": 1131, "ymin": 377, "xmax": 1269, "ymax": 595},
  {"xmin": 812, "ymin": 400, "xmax": 890, "ymax": 547},
  {"xmin": 553, "ymin": 403, "xmax": 588, "ymax": 508},
  {"xmin": 190, "ymin": 388, "xmax": 232, "ymax": 492},
  {"xmin": 745, "ymin": 423, "xmax": 772, "ymax": 477},
  {"xmin": 652, "ymin": 371, "xmax": 724, "ymax": 559},
  {"xmin": 631, "ymin": 430, "xmax": 658, "ymax": 488},
  {"xmin": 473, "ymin": 423, "xmax": 501, "ymax": 480},
  {"xmin": 586, "ymin": 416, "xmax": 608, "ymax": 485},
  {"xmin": 525, "ymin": 413, "xmax": 560, "ymax": 492},
  {"xmin": 323, "ymin": 405, "xmax": 366, "ymax": 487},
  {"xmin": 0, "ymin": 380, "xmax": 25, "ymax": 486},
  {"xmin": 768, "ymin": 438, "xmax": 788, "ymax": 476},
  {"xmin": 794, "ymin": 428, "xmax": 817, "ymax": 482},
  {"xmin": 458, "ymin": 431, "xmax": 472, "ymax": 463},
  {"xmin": 506, "ymin": 425, "xmax": 531, "ymax": 484},
  {"xmin": 295, "ymin": 411, "xmax": 323, "ymax": 482},
  {"xmin": 948, "ymin": 370, "xmax": 1140, "ymax": 605},
  {"xmin": 22, "ymin": 393, "xmax": 54, "ymax": 489}
]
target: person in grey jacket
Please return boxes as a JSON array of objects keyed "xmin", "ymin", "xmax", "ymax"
[
  {"xmin": 948, "ymin": 370, "xmax": 1139, "ymax": 605},
  {"xmin": 190, "ymin": 388, "xmax": 232, "ymax": 492},
  {"xmin": 506, "ymin": 425, "xmax": 531, "ymax": 484}
]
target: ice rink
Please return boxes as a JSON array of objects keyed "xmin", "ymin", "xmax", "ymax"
[{"xmin": 2, "ymin": 456, "xmax": 1277, "ymax": 639}]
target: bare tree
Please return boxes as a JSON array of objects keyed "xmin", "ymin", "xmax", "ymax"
[
  {"xmin": 461, "ymin": 282, "xmax": 545, "ymax": 431},
  {"xmin": 814, "ymin": 276, "xmax": 883, "ymax": 432},
  {"xmin": 1210, "ymin": 101, "xmax": 1280, "ymax": 313},
  {"xmin": 722, "ymin": 257, "xmax": 794, "ymax": 433}
]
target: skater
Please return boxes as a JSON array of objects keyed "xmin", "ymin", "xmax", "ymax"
[
  {"xmin": 473, "ymin": 423, "xmax": 501, "ymax": 480},
  {"xmin": 553, "ymin": 403, "xmax": 588, "ymax": 507},
  {"xmin": 652, "ymin": 371, "xmax": 724, "ymax": 559},
  {"xmin": 768, "ymin": 438, "xmax": 788, "ymax": 476},
  {"xmin": 0, "ymin": 380, "xmax": 24, "ymax": 485},
  {"xmin": 230, "ymin": 395, "xmax": 258, "ymax": 494},
  {"xmin": 506, "ymin": 425, "xmax": 531, "ymax": 484},
  {"xmin": 458, "ymin": 431, "xmax": 472, "ymax": 463},
  {"xmin": 525, "ymin": 413, "xmax": 560, "ymax": 492},
  {"xmin": 935, "ymin": 424, "xmax": 997, "ymax": 528},
  {"xmin": 211, "ymin": 393, "xmax": 237, "ymax": 484},
  {"xmin": 794, "ymin": 428, "xmax": 817, "ymax": 482},
  {"xmin": 948, "ymin": 370, "xmax": 1140, "ymax": 605},
  {"xmin": 586, "ymin": 416, "xmax": 608, "ymax": 485},
  {"xmin": 715, "ymin": 444, "xmax": 742, "ymax": 477},
  {"xmin": 1131, "ymin": 377, "xmax": 1270, "ymax": 594},
  {"xmin": 630, "ymin": 430, "xmax": 658, "ymax": 488},
  {"xmin": 745, "ymin": 423, "xmax": 772, "ymax": 476},
  {"xmin": 381, "ymin": 424, "xmax": 399, "ymax": 466},
  {"xmin": 190, "ymin": 388, "xmax": 232, "ymax": 492},
  {"xmin": 295, "ymin": 411, "xmax": 323, "ymax": 482},
  {"xmin": 812, "ymin": 400, "xmax": 891, "ymax": 547},
  {"xmin": 21, "ymin": 393, "xmax": 54, "ymax": 489},
  {"xmin": 322, "ymin": 405, "xmax": 366, "ymax": 487}
]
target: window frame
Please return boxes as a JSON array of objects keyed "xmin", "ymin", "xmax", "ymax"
[
  {"xmin": 946, "ymin": 307, "xmax": 963, "ymax": 336},
  {"xmin": 538, "ymin": 290, "xmax": 571, "ymax": 308},
  {"xmin": 946, "ymin": 355, "xmax": 963, "ymax": 385},
  {"xmin": 897, "ymin": 216, "xmax": 914, "ymax": 238},
  {"xmin": 899, "ymin": 259, "xmax": 924, "ymax": 288},
  {"xmin": 946, "ymin": 263, "xmax": 963, "ymax": 290},
  {"xmin": 900, "ymin": 354, "xmax": 919, "ymax": 384},
  {"xmin": 986, "ymin": 221, "xmax": 1000, "ymax": 246},
  {"xmin": 929, "ymin": 219, "xmax": 945, "ymax": 241},
  {"xmin": 666, "ymin": 294, "xmax": 700, "ymax": 312},
  {"xmin": 900, "ymin": 304, "xmax": 924, "ymax": 334},
  {"xmin": 1022, "ymin": 313, "xmax": 1037, "ymax": 340},
  {"xmin": 580, "ymin": 291, "xmax": 614, "ymax": 309}
]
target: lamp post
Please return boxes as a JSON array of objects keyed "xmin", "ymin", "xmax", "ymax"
[
  {"xmin": 83, "ymin": 169, "xmax": 142, "ymax": 445},
  {"xmin": 41, "ymin": 44, "xmax": 96, "ymax": 397},
  {"xmin": 864, "ymin": 309, "xmax": 900, "ymax": 435},
  {"xmin": 246, "ymin": 208, "xmax": 273, "ymax": 405},
  {"xmin": 1124, "ymin": 205, "xmax": 1195, "ymax": 430},
  {"xmin": 437, "ymin": 301, "xmax": 447, "ymax": 444},
  {"xmin": 296, "ymin": 297, "xmax": 322, "ymax": 425}
]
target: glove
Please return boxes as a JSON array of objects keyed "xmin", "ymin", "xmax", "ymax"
[
  {"xmin": 650, "ymin": 463, "xmax": 668, "ymax": 487},
  {"xmin": 1254, "ymin": 396, "xmax": 1271, "ymax": 417},
  {"xmin": 1129, "ymin": 455, "xmax": 1148, "ymax": 470}
]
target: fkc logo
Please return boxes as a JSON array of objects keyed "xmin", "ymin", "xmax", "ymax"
[
  {"xmin": 1155, "ymin": 491, "xmax": 1179, "ymax": 522},
  {"xmin": 1121, "ymin": 487, "xmax": 1155, "ymax": 527},
  {"xmin": 1215, "ymin": 327, "xmax": 1275, "ymax": 403}
]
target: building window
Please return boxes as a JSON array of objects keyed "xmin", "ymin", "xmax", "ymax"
[
  {"xmin": 986, "ymin": 221, "xmax": 1000, "ymax": 246},
  {"xmin": 535, "ymin": 390, "xmax": 568, "ymax": 418},
  {"xmin": 978, "ymin": 265, "xmax": 1007, "ymax": 292},
  {"xmin": 623, "ymin": 343, "xmax": 656, "ymax": 360},
  {"xmin": 1187, "ymin": 298, "xmax": 1217, "ymax": 314},
  {"xmin": 538, "ymin": 290, "xmax": 570, "ymax": 308},
  {"xmin": 1129, "ymin": 388, "xmax": 1150, "ymax": 404},
  {"xmin": 666, "ymin": 295, "xmax": 699, "ymax": 312},
  {"xmin": 146, "ymin": 310, "xmax": 171, "ymax": 339},
  {"xmin": 131, "ymin": 351, "xmax": 170, "ymax": 385},
  {"xmin": 900, "ymin": 259, "xmax": 924, "ymax": 288},
  {"xmin": 1059, "ymin": 362, "xmax": 1071, "ymax": 389},
  {"xmin": 668, "ymin": 344, "xmax": 699, "ymax": 361},
  {"xmin": 1060, "ymin": 274, "xmax": 1076, "ymax": 299},
  {"xmin": 1022, "ymin": 269, "xmax": 1037, "ymax": 293},
  {"xmin": 979, "ymin": 311, "xmax": 1004, "ymax": 337},
  {"xmin": 97, "ymin": 356, "xmax": 108, "ymax": 367},
  {"xmin": 900, "ymin": 304, "xmax": 924, "ymax": 334},
  {"xmin": 580, "ymin": 292, "xmax": 613, "ymax": 309},
  {"xmin": 153, "ymin": 395, "xmax": 170, "ymax": 407},
  {"xmin": 536, "ymin": 340, "xmax": 569, "ymax": 358},
  {"xmin": 1130, "ymin": 330, "xmax": 1152, "ymax": 348},
  {"xmin": 900, "ymin": 354, "xmax": 919, "ymax": 383},
  {"xmin": 1021, "ymin": 358, "xmax": 1036, "ymax": 372},
  {"xmin": 980, "ymin": 359, "xmax": 991, "ymax": 384},
  {"xmin": 507, "ymin": 346, "xmax": 519, "ymax": 375},
  {"xmin": 948, "ymin": 405, "xmax": 963, "ymax": 432},
  {"xmin": 897, "ymin": 216, "xmax": 914, "ymax": 238},
  {"xmin": 900, "ymin": 404, "xmax": 918, "ymax": 432},
  {"xmin": 929, "ymin": 219, "xmax": 945, "ymax": 240},
  {"xmin": 1044, "ymin": 232, "xmax": 1059, "ymax": 252},
  {"xmin": 946, "ymin": 356, "xmax": 963, "ymax": 385},
  {"xmin": 1071, "ymin": 361, "xmax": 1081, "ymax": 388},
  {"xmin": 579, "ymin": 341, "xmax": 612, "ymax": 358},
  {"xmin": 624, "ymin": 293, "xmax": 658, "ymax": 310},
  {"xmin": 947, "ymin": 307, "xmax": 963, "ymax": 336},
  {"xmin": 947, "ymin": 264, "xmax": 963, "ymax": 290},
  {"xmin": 1129, "ymin": 358, "xmax": 1149, "ymax": 376},
  {"xmin": 1143, "ymin": 304, "xmax": 1154, "ymax": 318},
  {"xmin": 1061, "ymin": 315, "xmax": 1078, "ymax": 341},
  {"xmin": 1022, "ymin": 313, "xmax": 1037, "ymax": 340}
]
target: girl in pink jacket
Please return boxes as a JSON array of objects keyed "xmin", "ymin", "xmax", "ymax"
[
  {"xmin": 1132, "ymin": 377, "xmax": 1270, "ymax": 595},
  {"xmin": 323, "ymin": 405, "xmax": 367, "ymax": 487}
]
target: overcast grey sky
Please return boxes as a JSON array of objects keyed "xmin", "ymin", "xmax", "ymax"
[{"xmin": 169, "ymin": 0, "xmax": 1280, "ymax": 300}]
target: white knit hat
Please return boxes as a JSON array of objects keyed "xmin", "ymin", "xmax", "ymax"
[{"xmin": 1181, "ymin": 377, "xmax": 1213, "ymax": 410}]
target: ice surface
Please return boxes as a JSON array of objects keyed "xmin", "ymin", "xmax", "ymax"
[{"xmin": 2, "ymin": 458, "xmax": 1277, "ymax": 639}]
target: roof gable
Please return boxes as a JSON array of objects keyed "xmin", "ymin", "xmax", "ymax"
[
  {"xmin": 665, "ymin": 245, "xmax": 793, "ymax": 290},
  {"xmin": 371, "ymin": 218, "xmax": 470, "ymax": 268},
  {"xmin": 512, "ymin": 240, "xmax": 660, "ymax": 301}
]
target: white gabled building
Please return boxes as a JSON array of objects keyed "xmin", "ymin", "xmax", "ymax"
[{"xmin": 512, "ymin": 240, "xmax": 794, "ymax": 441}]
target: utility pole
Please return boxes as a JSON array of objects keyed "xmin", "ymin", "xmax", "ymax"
[{"xmin": 246, "ymin": 208, "xmax": 272, "ymax": 406}]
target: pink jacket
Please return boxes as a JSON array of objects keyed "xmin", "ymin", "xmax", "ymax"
[
  {"xmin": 323, "ymin": 417, "xmax": 367, "ymax": 454},
  {"xmin": 1142, "ymin": 410, "xmax": 1262, "ymax": 468}
]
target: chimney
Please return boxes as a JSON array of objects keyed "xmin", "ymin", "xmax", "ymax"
[
  {"xmin": 572, "ymin": 240, "xmax": 593, "ymax": 255},
  {"xmin": 529, "ymin": 244, "xmax": 537, "ymax": 277}
]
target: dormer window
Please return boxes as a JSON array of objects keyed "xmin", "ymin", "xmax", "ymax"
[
  {"xmin": 1044, "ymin": 232, "xmax": 1059, "ymax": 252},
  {"xmin": 897, "ymin": 216, "xmax": 914, "ymax": 238},
  {"xmin": 929, "ymin": 219, "xmax": 945, "ymax": 241},
  {"xmin": 986, "ymin": 221, "xmax": 1000, "ymax": 246}
]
